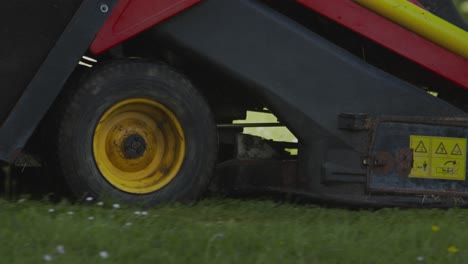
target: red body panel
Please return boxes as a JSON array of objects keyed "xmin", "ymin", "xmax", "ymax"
[
  {"xmin": 296, "ymin": 0, "xmax": 468, "ymax": 89},
  {"xmin": 90, "ymin": 0, "xmax": 201, "ymax": 54}
]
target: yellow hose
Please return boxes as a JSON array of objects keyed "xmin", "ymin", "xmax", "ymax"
[{"xmin": 354, "ymin": 0, "xmax": 468, "ymax": 59}]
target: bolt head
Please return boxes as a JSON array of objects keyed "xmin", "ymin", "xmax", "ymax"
[{"xmin": 100, "ymin": 4, "xmax": 109, "ymax": 13}]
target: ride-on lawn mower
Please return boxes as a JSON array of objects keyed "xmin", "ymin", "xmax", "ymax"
[{"xmin": 1, "ymin": 0, "xmax": 468, "ymax": 207}]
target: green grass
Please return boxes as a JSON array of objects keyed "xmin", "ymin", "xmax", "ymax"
[
  {"xmin": 454, "ymin": 0, "xmax": 468, "ymax": 20},
  {"xmin": 235, "ymin": 111, "xmax": 298, "ymax": 155},
  {"xmin": 1, "ymin": 198, "xmax": 468, "ymax": 263},
  {"xmin": 235, "ymin": 111, "xmax": 297, "ymax": 143}
]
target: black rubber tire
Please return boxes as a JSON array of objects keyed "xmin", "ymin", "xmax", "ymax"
[{"xmin": 51, "ymin": 60, "xmax": 217, "ymax": 205}]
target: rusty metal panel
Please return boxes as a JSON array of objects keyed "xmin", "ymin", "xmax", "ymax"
[{"xmin": 368, "ymin": 117, "xmax": 468, "ymax": 196}]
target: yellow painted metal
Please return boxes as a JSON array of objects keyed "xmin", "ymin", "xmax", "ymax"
[
  {"xmin": 93, "ymin": 98, "xmax": 185, "ymax": 194},
  {"xmin": 354, "ymin": 0, "xmax": 468, "ymax": 59}
]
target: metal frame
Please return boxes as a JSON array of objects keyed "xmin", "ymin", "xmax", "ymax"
[
  {"xmin": 354, "ymin": 0, "xmax": 468, "ymax": 59},
  {"xmin": 297, "ymin": 0, "xmax": 468, "ymax": 89},
  {"xmin": 0, "ymin": 0, "xmax": 119, "ymax": 162},
  {"xmin": 152, "ymin": 0, "xmax": 467, "ymax": 151},
  {"xmin": 151, "ymin": 0, "xmax": 468, "ymax": 206}
]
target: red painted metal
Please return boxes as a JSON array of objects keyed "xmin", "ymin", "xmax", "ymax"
[
  {"xmin": 90, "ymin": 0, "xmax": 201, "ymax": 54},
  {"xmin": 296, "ymin": 0, "xmax": 468, "ymax": 89}
]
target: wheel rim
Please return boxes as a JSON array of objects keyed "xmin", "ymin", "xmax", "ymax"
[{"xmin": 93, "ymin": 98, "xmax": 185, "ymax": 194}]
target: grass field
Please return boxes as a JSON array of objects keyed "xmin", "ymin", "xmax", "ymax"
[
  {"xmin": 236, "ymin": 111, "xmax": 297, "ymax": 143},
  {"xmin": 3, "ymin": 113, "xmax": 467, "ymax": 263},
  {"xmin": 1, "ymin": 197, "xmax": 468, "ymax": 263}
]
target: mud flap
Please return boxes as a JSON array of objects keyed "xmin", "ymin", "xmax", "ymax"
[{"xmin": 368, "ymin": 117, "xmax": 468, "ymax": 196}]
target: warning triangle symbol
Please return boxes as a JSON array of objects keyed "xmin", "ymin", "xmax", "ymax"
[
  {"xmin": 414, "ymin": 141, "xmax": 428, "ymax": 153},
  {"xmin": 451, "ymin": 144, "xmax": 463, "ymax": 156},
  {"xmin": 435, "ymin": 142, "xmax": 448, "ymax": 154}
]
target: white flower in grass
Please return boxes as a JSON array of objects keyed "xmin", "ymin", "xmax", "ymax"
[
  {"xmin": 18, "ymin": 198, "xmax": 26, "ymax": 203},
  {"xmin": 134, "ymin": 211, "xmax": 141, "ymax": 216},
  {"xmin": 125, "ymin": 222, "xmax": 132, "ymax": 226},
  {"xmin": 97, "ymin": 201, "xmax": 104, "ymax": 206},
  {"xmin": 67, "ymin": 211, "xmax": 74, "ymax": 215},
  {"xmin": 48, "ymin": 208, "xmax": 55, "ymax": 213},
  {"xmin": 56, "ymin": 245, "xmax": 65, "ymax": 254},
  {"xmin": 416, "ymin": 256, "xmax": 424, "ymax": 262},
  {"xmin": 112, "ymin": 203, "xmax": 120, "ymax": 209},
  {"xmin": 43, "ymin": 254, "xmax": 53, "ymax": 261},
  {"xmin": 141, "ymin": 211, "xmax": 148, "ymax": 216},
  {"xmin": 85, "ymin": 197, "xmax": 94, "ymax": 202},
  {"xmin": 88, "ymin": 216, "xmax": 95, "ymax": 221},
  {"xmin": 99, "ymin": 251, "xmax": 109, "ymax": 259}
]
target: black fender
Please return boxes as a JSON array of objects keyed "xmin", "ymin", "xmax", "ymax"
[{"xmin": 0, "ymin": 0, "xmax": 118, "ymax": 162}]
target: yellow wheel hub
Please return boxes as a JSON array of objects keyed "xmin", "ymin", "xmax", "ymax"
[{"xmin": 93, "ymin": 98, "xmax": 185, "ymax": 194}]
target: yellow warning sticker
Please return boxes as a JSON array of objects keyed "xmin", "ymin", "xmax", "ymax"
[{"xmin": 410, "ymin": 135, "xmax": 466, "ymax": 180}]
